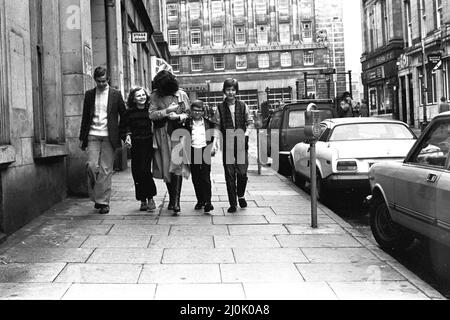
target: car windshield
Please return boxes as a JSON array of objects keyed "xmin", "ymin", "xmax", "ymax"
[
  {"xmin": 329, "ymin": 123, "xmax": 414, "ymax": 141},
  {"xmin": 288, "ymin": 109, "xmax": 334, "ymax": 128}
]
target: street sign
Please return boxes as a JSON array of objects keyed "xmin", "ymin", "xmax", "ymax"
[
  {"xmin": 131, "ymin": 32, "xmax": 149, "ymax": 43},
  {"xmin": 428, "ymin": 53, "xmax": 441, "ymax": 65}
]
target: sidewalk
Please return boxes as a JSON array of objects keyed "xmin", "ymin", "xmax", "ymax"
[{"xmin": 0, "ymin": 139, "xmax": 446, "ymax": 300}]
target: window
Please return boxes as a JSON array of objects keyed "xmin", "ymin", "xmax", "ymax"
[
  {"xmin": 257, "ymin": 25, "xmax": 268, "ymax": 44},
  {"xmin": 411, "ymin": 121, "xmax": 450, "ymax": 167},
  {"xmin": 280, "ymin": 52, "xmax": 292, "ymax": 67},
  {"xmin": 288, "ymin": 111, "xmax": 306, "ymax": 128},
  {"xmin": 436, "ymin": 0, "xmax": 443, "ymax": 29},
  {"xmin": 279, "ymin": 0, "xmax": 289, "ymax": 17},
  {"xmin": 189, "ymin": 2, "xmax": 201, "ymax": 20},
  {"xmin": 306, "ymin": 79, "xmax": 316, "ymax": 98},
  {"xmin": 405, "ymin": 1, "xmax": 412, "ymax": 47},
  {"xmin": 236, "ymin": 55, "xmax": 247, "ymax": 69},
  {"xmin": 167, "ymin": 3, "xmax": 178, "ymax": 20},
  {"xmin": 170, "ymin": 57, "xmax": 180, "ymax": 73},
  {"xmin": 302, "ymin": 22, "xmax": 312, "ymax": 42},
  {"xmin": 191, "ymin": 29, "xmax": 201, "ymax": 46},
  {"xmin": 191, "ymin": 56, "xmax": 202, "ymax": 71},
  {"xmin": 233, "ymin": 0, "xmax": 245, "ymax": 16},
  {"xmin": 279, "ymin": 24, "xmax": 290, "ymax": 43},
  {"xmin": 235, "ymin": 26, "xmax": 246, "ymax": 44},
  {"xmin": 268, "ymin": 88, "xmax": 292, "ymax": 107},
  {"xmin": 168, "ymin": 30, "xmax": 179, "ymax": 47},
  {"xmin": 258, "ymin": 53, "xmax": 269, "ymax": 68},
  {"xmin": 255, "ymin": 0, "xmax": 267, "ymax": 15},
  {"xmin": 299, "ymin": 0, "xmax": 313, "ymax": 17},
  {"xmin": 211, "ymin": 1, "xmax": 223, "ymax": 19},
  {"xmin": 212, "ymin": 27, "xmax": 223, "ymax": 45},
  {"xmin": 237, "ymin": 90, "xmax": 259, "ymax": 111},
  {"xmin": 213, "ymin": 55, "xmax": 225, "ymax": 70},
  {"xmin": 304, "ymin": 51, "xmax": 314, "ymax": 66}
]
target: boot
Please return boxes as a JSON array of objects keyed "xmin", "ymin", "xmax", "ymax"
[
  {"xmin": 172, "ymin": 175, "xmax": 183, "ymax": 214},
  {"xmin": 166, "ymin": 182, "xmax": 175, "ymax": 210}
]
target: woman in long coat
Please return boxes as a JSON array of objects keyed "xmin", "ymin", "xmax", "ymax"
[{"xmin": 149, "ymin": 70, "xmax": 190, "ymax": 215}]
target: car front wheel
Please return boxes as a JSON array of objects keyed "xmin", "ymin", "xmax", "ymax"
[{"xmin": 369, "ymin": 196, "xmax": 414, "ymax": 251}]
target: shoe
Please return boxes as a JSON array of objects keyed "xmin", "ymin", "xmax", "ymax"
[
  {"xmin": 195, "ymin": 202, "xmax": 205, "ymax": 210},
  {"xmin": 147, "ymin": 198, "xmax": 156, "ymax": 211},
  {"xmin": 99, "ymin": 205, "xmax": 110, "ymax": 214},
  {"xmin": 204, "ymin": 203, "xmax": 214, "ymax": 213},
  {"xmin": 94, "ymin": 203, "xmax": 102, "ymax": 209},
  {"xmin": 140, "ymin": 201, "xmax": 148, "ymax": 211},
  {"xmin": 227, "ymin": 206, "xmax": 237, "ymax": 213},
  {"xmin": 238, "ymin": 198, "xmax": 247, "ymax": 208}
]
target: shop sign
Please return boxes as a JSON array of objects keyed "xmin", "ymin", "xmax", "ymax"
[
  {"xmin": 131, "ymin": 32, "xmax": 149, "ymax": 43},
  {"xmin": 182, "ymin": 84, "xmax": 207, "ymax": 92},
  {"xmin": 428, "ymin": 53, "xmax": 441, "ymax": 64},
  {"xmin": 367, "ymin": 66, "xmax": 385, "ymax": 82}
]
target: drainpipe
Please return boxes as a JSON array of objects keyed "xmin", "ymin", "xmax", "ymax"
[
  {"xmin": 419, "ymin": 0, "xmax": 428, "ymax": 131},
  {"xmin": 105, "ymin": 0, "xmax": 120, "ymax": 90}
]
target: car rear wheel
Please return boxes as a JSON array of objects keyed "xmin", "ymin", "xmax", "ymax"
[
  {"xmin": 369, "ymin": 196, "xmax": 414, "ymax": 251},
  {"xmin": 290, "ymin": 158, "xmax": 305, "ymax": 188}
]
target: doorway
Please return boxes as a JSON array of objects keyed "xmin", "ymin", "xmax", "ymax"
[
  {"xmin": 400, "ymin": 76, "xmax": 407, "ymax": 122},
  {"xmin": 408, "ymin": 74, "xmax": 415, "ymax": 126}
]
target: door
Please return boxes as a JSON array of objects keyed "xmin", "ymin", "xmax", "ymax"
[
  {"xmin": 408, "ymin": 74, "xmax": 415, "ymax": 126},
  {"xmin": 394, "ymin": 120, "xmax": 450, "ymax": 228},
  {"xmin": 400, "ymin": 76, "xmax": 408, "ymax": 122}
]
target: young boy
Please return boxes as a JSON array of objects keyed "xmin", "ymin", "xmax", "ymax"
[
  {"xmin": 214, "ymin": 78, "xmax": 253, "ymax": 213},
  {"xmin": 186, "ymin": 100, "xmax": 217, "ymax": 213}
]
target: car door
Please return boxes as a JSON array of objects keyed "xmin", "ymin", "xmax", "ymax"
[
  {"xmin": 393, "ymin": 120, "xmax": 450, "ymax": 230},
  {"xmin": 283, "ymin": 108, "xmax": 305, "ymax": 153},
  {"xmin": 267, "ymin": 111, "xmax": 283, "ymax": 157}
]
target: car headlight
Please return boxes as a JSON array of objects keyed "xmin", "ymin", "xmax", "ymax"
[{"xmin": 336, "ymin": 160, "xmax": 358, "ymax": 172}]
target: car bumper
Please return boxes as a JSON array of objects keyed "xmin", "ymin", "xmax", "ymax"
[{"xmin": 324, "ymin": 174, "xmax": 371, "ymax": 193}]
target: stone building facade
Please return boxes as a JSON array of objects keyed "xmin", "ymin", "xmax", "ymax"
[
  {"xmin": 0, "ymin": 0, "xmax": 168, "ymax": 238},
  {"xmin": 361, "ymin": 0, "xmax": 449, "ymax": 127},
  {"xmin": 160, "ymin": 0, "xmax": 347, "ymax": 111}
]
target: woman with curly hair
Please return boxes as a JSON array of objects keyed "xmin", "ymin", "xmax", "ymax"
[
  {"xmin": 149, "ymin": 70, "xmax": 191, "ymax": 215},
  {"xmin": 120, "ymin": 87, "xmax": 157, "ymax": 212}
]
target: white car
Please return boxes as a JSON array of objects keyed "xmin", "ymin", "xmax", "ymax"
[{"xmin": 289, "ymin": 118, "xmax": 417, "ymax": 203}]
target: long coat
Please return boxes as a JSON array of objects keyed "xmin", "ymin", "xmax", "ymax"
[
  {"xmin": 79, "ymin": 87, "xmax": 127, "ymax": 149},
  {"xmin": 149, "ymin": 89, "xmax": 191, "ymax": 183}
]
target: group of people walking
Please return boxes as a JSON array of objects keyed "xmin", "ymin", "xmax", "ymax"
[{"xmin": 79, "ymin": 66, "xmax": 252, "ymax": 216}]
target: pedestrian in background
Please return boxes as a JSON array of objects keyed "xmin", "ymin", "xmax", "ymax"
[
  {"xmin": 337, "ymin": 92, "xmax": 355, "ymax": 118},
  {"xmin": 186, "ymin": 100, "xmax": 218, "ymax": 214},
  {"xmin": 214, "ymin": 78, "xmax": 253, "ymax": 213},
  {"xmin": 360, "ymin": 99, "xmax": 369, "ymax": 117},
  {"xmin": 79, "ymin": 66, "xmax": 127, "ymax": 214},
  {"xmin": 149, "ymin": 70, "xmax": 191, "ymax": 215},
  {"xmin": 120, "ymin": 87, "xmax": 157, "ymax": 212},
  {"xmin": 439, "ymin": 97, "xmax": 450, "ymax": 113}
]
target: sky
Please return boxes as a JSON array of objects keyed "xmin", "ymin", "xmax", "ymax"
[{"xmin": 343, "ymin": 0, "xmax": 363, "ymax": 75}]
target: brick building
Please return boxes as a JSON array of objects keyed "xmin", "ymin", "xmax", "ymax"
[
  {"xmin": 160, "ymin": 0, "xmax": 347, "ymax": 111},
  {"xmin": 0, "ymin": 0, "xmax": 168, "ymax": 238}
]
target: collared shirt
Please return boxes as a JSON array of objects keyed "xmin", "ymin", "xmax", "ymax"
[
  {"xmin": 89, "ymin": 86, "xmax": 110, "ymax": 136},
  {"xmin": 191, "ymin": 117, "xmax": 207, "ymax": 148}
]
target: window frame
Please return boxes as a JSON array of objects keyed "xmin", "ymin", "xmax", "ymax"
[
  {"xmin": 190, "ymin": 29, "xmax": 202, "ymax": 47},
  {"xmin": 235, "ymin": 26, "xmax": 246, "ymax": 44},
  {"xmin": 170, "ymin": 57, "xmax": 180, "ymax": 73},
  {"xmin": 279, "ymin": 24, "xmax": 290, "ymax": 44},
  {"xmin": 236, "ymin": 54, "xmax": 247, "ymax": 70},
  {"xmin": 280, "ymin": 52, "xmax": 292, "ymax": 67},
  {"xmin": 303, "ymin": 50, "xmax": 315, "ymax": 66},
  {"xmin": 212, "ymin": 27, "xmax": 223, "ymax": 45},
  {"xmin": 258, "ymin": 53, "xmax": 270, "ymax": 69},
  {"xmin": 257, "ymin": 25, "xmax": 268, "ymax": 44},
  {"xmin": 168, "ymin": 30, "xmax": 179, "ymax": 47},
  {"xmin": 213, "ymin": 55, "xmax": 225, "ymax": 70},
  {"xmin": 167, "ymin": 3, "xmax": 178, "ymax": 20},
  {"xmin": 191, "ymin": 56, "xmax": 203, "ymax": 72}
]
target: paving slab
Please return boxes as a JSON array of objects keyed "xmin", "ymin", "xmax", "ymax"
[
  {"xmin": 87, "ymin": 248, "xmax": 164, "ymax": 264},
  {"xmin": 228, "ymin": 225, "xmax": 289, "ymax": 236},
  {"xmin": 328, "ymin": 281, "xmax": 430, "ymax": 300},
  {"xmin": 169, "ymin": 225, "xmax": 229, "ymax": 236},
  {"xmin": 286, "ymin": 224, "xmax": 347, "ymax": 235},
  {"xmin": 0, "ymin": 263, "xmax": 66, "ymax": 283},
  {"xmin": 81, "ymin": 235, "xmax": 151, "ymax": 248},
  {"xmin": 295, "ymin": 262, "xmax": 406, "ymax": 282},
  {"xmin": 55, "ymin": 263, "xmax": 142, "ymax": 284},
  {"xmin": 14, "ymin": 234, "xmax": 88, "ymax": 248},
  {"xmin": 62, "ymin": 284, "xmax": 157, "ymax": 300},
  {"xmin": 277, "ymin": 234, "xmax": 363, "ymax": 248},
  {"xmin": 155, "ymin": 283, "xmax": 246, "ymax": 300},
  {"xmin": 139, "ymin": 264, "xmax": 221, "ymax": 284},
  {"xmin": 301, "ymin": 247, "xmax": 380, "ymax": 264},
  {"xmin": 243, "ymin": 282, "xmax": 338, "ymax": 300},
  {"xmin": 223, "ymin": 207, "xmax": 275, "ymax": 216},
  {"xmin": 107, "ymin": 224, "xmax": 171, "ymax": 236},
  {"xmin": 157, "ymin": 216, "xmax": 213, "ymax": 225},
  {"xmin": 220, "ymin": 263, "xmax": 304, "ymax": 283},
  {"xmin": 0, "ymin": 247, "xmax": 93, "ymax": 263},
  {"xmin": 149, "ymin": 236, "xmax": 214, "ymax": 249},
  {"xmin": 162, "ymin": 248, "xmax": 235, "ymax": 264},
  {"xmin": 212, "ymin": 216, "xmax": 269, "ymax": 225},
  {"xmin": 265, "ymin": 215, "xmax": 336, "ymax": 224},
  {"xmin": 0, "ymin": 283, "xmax": 71, "ymax": 300},
  {"xmin": 233, "ymin": 248, "xmax": 308, "ymax": 263},
  {"xmin": 213, "ymin": 235, "xmax": 281, "ymax": 248}
]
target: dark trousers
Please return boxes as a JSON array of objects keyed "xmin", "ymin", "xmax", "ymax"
[
  {"xmin": 190, "ymin": 147, "xmax": 212, "ymax": 204},
  {"xmin": 222, "ymin": 140, "xmax": 249, "ymax": 207},
  {"xmin": 130, "ymin": 138, "xmax": 157, "ymax": 201}
]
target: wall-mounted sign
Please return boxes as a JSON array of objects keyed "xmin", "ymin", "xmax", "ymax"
[
  {"xmin": 367, "ymin": 66, "xmax": 385, "ymax": 82},
  {"xmin": 131, "ymin": 32, "xmax": 149, "ymax": 43},
  {"xmin": 399, "ymin": 53, "xmax": 409, "ymax": 69},
  {"xmin": 428, "ymin": 53, "xmax": 441, "ymax": 64}
]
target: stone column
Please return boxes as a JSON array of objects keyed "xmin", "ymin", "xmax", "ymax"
[{"xmin": 60, "ymin": 0, "xmax": 93, "ymax": 195}]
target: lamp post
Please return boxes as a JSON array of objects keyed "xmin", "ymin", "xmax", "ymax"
[
  {"xmin": 205, "ymin": 80, "xmax": 211, "ymax": 105},
  {"xmin": 419, "ymin": 1, "xmax": 428, "ymax": 131},
  {"xmin": 332, "ymin": 17, "xmax": 339, "ymax": 99}
]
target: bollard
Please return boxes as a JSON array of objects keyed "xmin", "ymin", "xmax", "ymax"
[{"xmin": 309, "ymin": 141, "xmax": 318, "ymax": 228}]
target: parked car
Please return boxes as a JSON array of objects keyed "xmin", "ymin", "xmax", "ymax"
[
  {"xmin": 368, "ymin": 112, "xmax": 450, "ymax": 254},
  {"xmin": 289, "ymin": 118, "xmax": 417, "ymax": 203},
  {"xmin": 265, "ymin": 99, "xmax": 336, "ymax": 174}
]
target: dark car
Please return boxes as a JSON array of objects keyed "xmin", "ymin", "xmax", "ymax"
[{"xmin": 265, "ymin": 99, "xmax": 336, "ymax": 174}]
